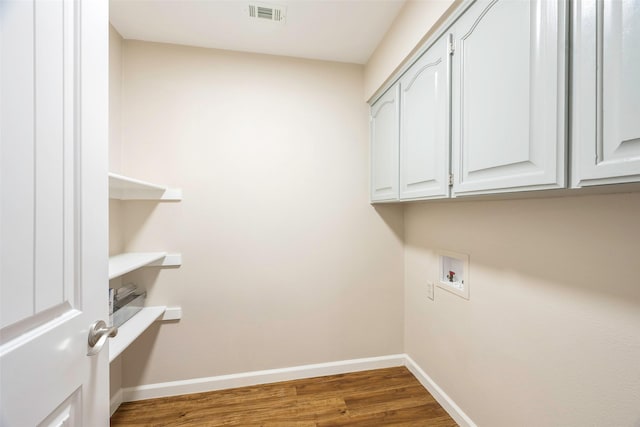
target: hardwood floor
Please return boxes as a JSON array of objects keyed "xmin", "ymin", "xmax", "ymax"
[{"xmin": 110, "ymin": 367, "xmax": 458, "ymax": 426}]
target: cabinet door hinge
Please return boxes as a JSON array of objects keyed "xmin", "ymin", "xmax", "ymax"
[
  {"xmin": 448, "ymin": 174, "xmax": 454, "ymax": 186},
  {"xmin": 448, "ymin": 34, "xmax": 455, "ymax": 55}
]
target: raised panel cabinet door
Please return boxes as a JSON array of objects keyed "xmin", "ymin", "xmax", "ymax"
[
  {"xmin": 451, "ymin": 0, "xmax": 567, "ymax": 196},
  {"xmin": 572, "ymin": 0, "xmax": 640, "ymax": 187},
  {"xmin": 399, "ymin": 36, "xmax": 450, "ymax": 200},
  {"xmin": 370, "ymin": 85, "xmax": 400, "ymax": 202}
]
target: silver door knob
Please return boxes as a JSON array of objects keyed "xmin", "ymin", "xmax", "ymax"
[{"xmin": 87, "ymin": 320, "xmax": 118, "ymax": 356}]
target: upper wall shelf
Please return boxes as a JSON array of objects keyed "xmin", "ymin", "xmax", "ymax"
[{"xmin": 109, "ymin": 172, "xmax": 182, "ymax": 201}]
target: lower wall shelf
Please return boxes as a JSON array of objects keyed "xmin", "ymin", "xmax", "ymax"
[{"xmin": 109, "ymin": 306, "xmax": 166, "ymax": 362}]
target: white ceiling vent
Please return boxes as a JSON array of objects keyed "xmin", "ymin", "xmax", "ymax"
[{"xmin": 248, "ymin": 2, "xmax": 286, "ymax": 23}]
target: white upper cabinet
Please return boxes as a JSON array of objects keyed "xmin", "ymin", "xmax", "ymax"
[
  {"xmin": 572, "ymin": 0, "xmax": 640, "ymax": 187},
  {"xmin": 451, "ymin": 0, "xmax": 567, "ymax": 196},
  {"xmin": 399, "ymin": 36, "xmax": 450, "ymax": 200},
  {"xmin": 370, "ymin": 85, "xmax": 400, "ymax": 202}
]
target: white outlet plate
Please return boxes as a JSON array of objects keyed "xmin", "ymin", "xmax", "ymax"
[{"xmin": 426, "ymin": 281, "xmax": 434, "ymax": 300}]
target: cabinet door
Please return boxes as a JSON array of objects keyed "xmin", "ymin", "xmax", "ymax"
[
  {"xmin": 370, "ymin": 85, "xmax": 400, "ymax": 202},
  {"xmin": 399, "ymin": 36, "xmax": 450, "ymax": 200},
  {"xmin": 572, "ymin": 0, "xmax": 640, "ymax": 187},
  {"xmin": 451, "ymin": 0, "xmax": 567, "ymax": 196}
]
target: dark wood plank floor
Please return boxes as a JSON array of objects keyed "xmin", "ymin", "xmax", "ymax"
[{"xmin": 110, "ymin": 367, "xmax": 458, "ymax": 426}]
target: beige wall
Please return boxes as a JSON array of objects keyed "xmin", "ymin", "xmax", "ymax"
[
  {"xmin": 405, "ymin": 194, "xmax": 640, "ymax": 426},
  {"xmin": 116, "ymin": 41, "xmax": 405, "ymax": 387},
  {"xmin": 363, "ymin": 0, "xmax": 457, "ymax": 100}
]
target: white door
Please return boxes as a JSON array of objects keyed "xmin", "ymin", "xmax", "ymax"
[
  {"xmin": 572, "ymin": 0, "xmax": 640, "ymax": 187},
  {"xmin": 451, "ymin": 0, "xmax": 567, "ymax": 196},
  {"xmin": 1, "ymin": 1, "xmax": 109, "ymax": 426},
  {"xmin": 370, "ymin": 85, "xmax": 399, "ymax": 202},
  {"xmin": 399, "ymin": 35, "xmax": 450, "ymax": 200}
]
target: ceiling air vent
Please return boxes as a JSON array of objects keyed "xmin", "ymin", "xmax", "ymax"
[{"xmin": 248, "ymin": 2, "xmax": 286, "ymax": 23}]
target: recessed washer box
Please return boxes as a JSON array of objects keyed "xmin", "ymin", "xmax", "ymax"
[{"xmin": 437, "ymin": 250, "xmax": 469, "ymax": 300}]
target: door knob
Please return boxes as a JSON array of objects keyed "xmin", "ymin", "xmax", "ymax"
[{"xmin": 87, "ymin": 320, "xmax": 118, "ymax": 356}]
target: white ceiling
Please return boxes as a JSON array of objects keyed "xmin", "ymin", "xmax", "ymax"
[{"xmin": 109, "ymin": 0, "xmax": 406, "ymax": 64}]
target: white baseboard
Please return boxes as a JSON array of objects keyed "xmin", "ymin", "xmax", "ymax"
[
  {"xmin": 116, "ymin": 353, "xmax": 475, "ymax": 427},
  {"xmin": 110, "ymin": 388, "xmax": 123, "ymax": 416},
  {"xmin": 404, "ymin": 355, "xmax": 477, "ymax": 427},
  {"xmin": 122, "ymin": 354, "xmax": 406, "ymax": 402}
]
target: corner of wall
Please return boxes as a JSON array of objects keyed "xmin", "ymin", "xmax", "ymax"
[
  {"xmin": 404, "ymin": 355, "xmax": 476, "ymax": 427},
  {"xmin": 109, "ymin": 24, "xmax": 124, "ymax": 174},
  {"xmin": 109, "ymin": 355, "xmax": 124, "ymax": 415},
  {"xmin": 108, "ymin": 24, "xmax": 126, "ymax": 415}
]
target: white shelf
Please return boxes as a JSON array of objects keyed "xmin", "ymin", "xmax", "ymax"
[
  {"xmin": 109, "ymin": 172, "xmax": 182, "ymax": 201},
  {"xmin": 109, "ymin": 252, "xmax": 167, "ymax": 279},
  {"xmin": 108, "ymin": 252, "xmax": 183, "ymax": 280},
  {"xmin": 109, "ymin": 306, "xmax": 166, "ymax": 362}
]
